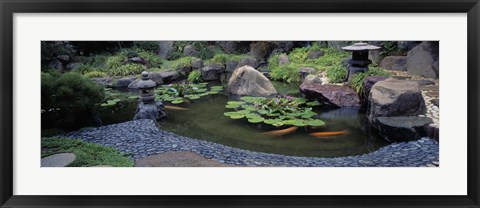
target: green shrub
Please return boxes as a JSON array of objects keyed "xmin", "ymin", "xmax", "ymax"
[
  {"xmin": 195, "ymin": 47, "xmax": 215, "ymax": 60},
  {"xmin": 134, "ymin": 41, "xmax": 159, "ymax": 52},
  {"xmin": 105, "ymin": 53, "xmax": 128, "ymax": 69},
  {"xmin": 270, "ymin": 64, "xmax": 300, "ymax": 83},
  {"xmin": 42, "ymin": 137, "xmax": 134, "ymax": 167},
  {"xmin": 42, "ymin": 71, "xmax": 105, "ymax": 112},
  {"xmin": 348, "ymin": 67, "xmax": 393, "ymax": 95},
  {"xmin": 379, "ymin": 41, "xmax": 398, "ymax": 57},
  {"xmin": 107, "ymin": 63, "xmax": 144, "ymax": 76},
  {"xmin": 41, "ymin": 71, "xmax": 105, "ymax": 130},
  {"xmin": 85, "ymin": 54, "xmax": 109, "ymax": 68},
  {"xmin": 187, "ymin": 70, "xmax": 203, "ymax": 83},
  {"xmin": 84, "ymin": 71, "xmax": 107, "ymax": 78},
  {"xmin": 138, "ymin": 50, "xmax": 162, "ymax": 68},
  {"xmin": 325, "ymin": 65, "xmax": 348, "ymax": 83},
  {"xmin": 171, "ymin": 57, "xmax": 193, "ymax": 68}
]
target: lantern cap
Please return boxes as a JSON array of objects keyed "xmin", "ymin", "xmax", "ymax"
[
  {"xmin": 137, "ymin": 71, "xmax": 156, "ymax": 89},
  {"xmin": 342, "ymin": 42, "xmax": 381, "ymax": 51}
]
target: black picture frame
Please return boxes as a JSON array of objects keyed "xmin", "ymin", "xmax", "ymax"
[{"xmin": 1, "ymin": 0, "xmax": 479, "ymax": 207}]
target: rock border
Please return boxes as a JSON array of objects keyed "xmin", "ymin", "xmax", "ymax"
[{"xmin": 65, "ymin": 119, "xmax": 439, "ymax": 167}]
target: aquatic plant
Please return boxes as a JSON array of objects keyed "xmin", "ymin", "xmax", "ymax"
[
  {"xmin": 156, "ymin": 83, "xmax": 223, "ymax": 105},
  {"xmin": 223, "ymin": 95, "xmax": 325, "ymax": 127},
  {"xmin": 99, "ymin": 88, "xmax": 138, "ymax": 108},
  {"xmin": 187, "ymin": 70, "xmax": 203, "ymax": 83}
]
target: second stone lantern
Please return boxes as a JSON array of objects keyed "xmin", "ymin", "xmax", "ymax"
[{"xmin": 342, "ymin": 42, "xmax": 381, "ymax": 81}]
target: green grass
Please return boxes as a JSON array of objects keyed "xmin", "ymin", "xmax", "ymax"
[{"xmin": 41, "ymin": 137, "xmax": 134, "ymax": 167}]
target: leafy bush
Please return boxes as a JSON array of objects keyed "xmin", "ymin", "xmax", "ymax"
[
  {"xmin": 171, "ymin": 57, "xmax": 193, "ymax": 68},
  {"xmin": 195, "ymin": 47, "xmax": 215, "ymax": 60},
  {"xmin": 187, "ymin": 70, "xmax": 203, "ymax": 83},
  {"xmin": 105, "ymin": 53, "xmax": 128, "ymax": 69},
  {"xmin": 107, "ymin": 63, "xmax": 144, "ymax": 76},
  {"xmin": 348, "ymin": 67, "xmax": 393, "ymax": 95},
  {"xmin": 379, "ymin": 41, "xmax": 398, "ymax": 57},
  {"xmin": 325, "ymin": 65, "xmax": 348, "ymax": 83},
  {"xmin": 134, "ymin": 41, "xmax": 159, "ymax": 52},
  {"xmin": 42, "ymin": 71, "xmax": 105, "ymax": 112},
  {"xmin": 270, "ymin": 64, "xmax": 300, "ymax": 83},
  {"xmin": 41, "ymin": 71, "xmax": 105, "ymax": 130},
  {"xmin": 84, "ymin": 71, "xmax": 107, "ymax": 78},
  {"xmin": 138, "ymin": 50, "xmax": 162, "ymax": 68}
]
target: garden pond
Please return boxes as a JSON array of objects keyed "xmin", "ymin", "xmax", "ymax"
[{"xmin": 97, "ymin": 81, "xmax": 388, "ymax": 158}]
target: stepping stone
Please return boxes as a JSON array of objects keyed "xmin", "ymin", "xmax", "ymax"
[
  {"xmin": 135, "ymin": 151, "xmax": 235, "ymax": 167},
  {"xmin": 41, "ymin": 153, "xmax": 76, "ymax": 167}
]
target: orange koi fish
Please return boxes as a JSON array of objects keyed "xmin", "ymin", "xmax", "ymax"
[
  {"xmin": 261, "ymin": 126, "xmax": 299, "ymax": 137},
  {"xmin": 309, "ymin": 130, "xmax": 348, "ymax": 138},
  {"xmin": 165, "ymin": 105, "xmax": 188, "ymax": 111}
]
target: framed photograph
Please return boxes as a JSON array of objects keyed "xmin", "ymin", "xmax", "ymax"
[{"xmin": 1, "ymin": 0, "xmax": 479, "ymax": 207}]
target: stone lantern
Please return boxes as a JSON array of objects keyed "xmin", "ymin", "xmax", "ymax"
[
  {"xmin": 133, "ymin": 71, "xmax": 167, "ymax": 121},
  {"xmin": 342, "ymin": 42, "xmax": 380, "ymax": 81},
  {"xmin": 137, "ymin": 71, "xmax": 156, "ymax": 104}
]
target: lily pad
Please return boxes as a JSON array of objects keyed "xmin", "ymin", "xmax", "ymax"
[
  {"xmin": 306, "ymin": 101, "xmax": 321, "ymax": 106},
  {"xmin": 171, "ymin": 99, "xmax": 184, "ymax": 104},
  {"xmin": 248, "ymin": 117, "xmax": 264, "ymax": 123},
  {"xmin": 305, "ymin": 119, "xmax": 325, "ymax": 127}
]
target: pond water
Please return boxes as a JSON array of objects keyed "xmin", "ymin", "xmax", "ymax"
[{"xmin": 98, "ymin": 82, "xmax": 389, "ymax": 158}]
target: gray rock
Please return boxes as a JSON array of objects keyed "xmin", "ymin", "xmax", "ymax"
[
  {"xmin": 363, "ymin": 76, "xmax": 389, "ymax": 98},
  {"xmin": 159, "ymin": 70, "xmax": 180, "ymax": 83},
  {"xmin": 300, "ymin": 84, "xmax": 360, "ymax": 107},
  {"xmin": 183, "ymin": 45, "xmax": 196, "ymax": 56},
  {"xmin": 48, "ymin": 59, "xmax": 64, "ymax": 71},
  {"xmin": 128, "ymin": 57, "xmax": 150, "ymax": 67},
  {"xmin": 236, "ymin": 57, "xmax": 259, "ymax": 69},
  {"xmin": 368, "ymin": 49, "xmax": 381, "ymax": 66},
  {"xmin": 368, "ymin": 79, "xmax": 426, "ymax": 123},
  {"xmin": 431, "ymin": 99, "xmax": 439, "ymax": 107},
  {"xmin": 376, "ymin": 116, "xmax": 433, "ymax": 142},
  {"xmin": 327, "ymin": 41, "xmax": 350, "ymax": 50},
  {"xmin": 56, "ymin": 54, "xmax": 70, "ymax": 63},
  {"xmin": 133, "ymin": 101, "xmax": 167, "ymax": 121},
  {"xmin": 397, "ymin": 41, "xmax": 420, "ymax": 51},
  {"xmin": 298, "ymin": 67, "xmax": 317, "ymax": 82},
  {"xmin": 302, "ymin": 74, "xmax": 323, "ymax": 86},
  {"xmin": 115, "ymin": 77, "xmax": 136, "ymax": 88},
  {"xmin": 201, "ymin": 64, "xmax": 225, "ymax": 81},
  {"xmin": 406, "ymin": 41, "xmax": 439, "ymax": 78},
  {"xmin": 41, "ymin": 153, "xmax": 76, "ymax": 167},
  {"xmin": 227, "ymin": 66, "xmax": 277, "ymax": 97},
  {"xmin": 417, "ymin": 80, "xmax": 435, "ymax": 86},
  {"xmin": 381, "ymin": 56, "xmax": 407, "ymax": 71},
  {"xmin": 191, "ymin": 58, "xmax": 204, "ymax": 69},
  {"xmin": 66, "ymin": 62, "xmax": 82, "ymax": 71},
  {"xmin": 159, "ymin": 41, "xmax": 174, "ymax": 59},
  {"xmin": 278, "ymin": 54, "xmax": 290, "ymax": 65},
  {"xmin": 250, "ymin": 42, "xmax": 274, "ymax": 61},
  {"xmin": 91, "ymin": 77, "xmax": 114, "ymax": 87},
  {"xmin": 215, "ymin": 41, "xmax": 240, "ymax": 53},
  {"xmin": 307, "ymin": 50, "xmax": 324, "ymax": 59}
]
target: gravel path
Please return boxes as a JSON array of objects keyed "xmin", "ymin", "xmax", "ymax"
[{"xmin": 65, "ymin": 119, "xmax": 439, "ymax": 167}]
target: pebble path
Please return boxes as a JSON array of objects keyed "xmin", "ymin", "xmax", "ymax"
[{"xmin": 66, "ymin": 119, "xmax": 439, "ymax": 167}]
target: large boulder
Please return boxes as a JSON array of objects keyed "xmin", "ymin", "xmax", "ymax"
[
  {"xmin": 215, "ymin": 41, "xmax": 239, "ymax": 53},
  {"xmin": 114, "ymin": 77, "xmax": 136, "ymax": 88},
  {"xmin": 300, "ymin": 84, "xmax": 360, "ymax": 107},
  {"xmin": 158, "ymin": 41, "xmax": 174, "ymax": 59},
  {"xmin": 250, "ymin": 42, "xmax": 274, "ymax": 61},
  {"xmin": 406, "ymin": 41, "xmax": 439, "ymax": 78},
  {"xmin": 183, "ymin": 45, "xmax": 196, "ymax": 56},
  {"xmin": 56, "ymin": 55, "xmax": 70, "ymax": 63},
  {"xmin": 48, "ymin": 59, "xmax": 64, "ymax": 72},
  {"xmin": 191, "ymin": 58, "xmax": 204, "ymax": 69},
  {"xmin": 91, "ymin": 77, "xmax": 114, "ymax": 87},
  {"xmin": 363, "ymin": 76, "xmax": 389, "ymax": 98},
  {"xmin": 367, "ymin": 80, "xmax": 425, "ymax": 123},
  {"xmin": 201, "ymin": 64, "xmax": 225, "ymax": 81},
  {"xmin": 133, "ymin": 101, "xmax": 167, "ymax": 121},
  {"xmin": 381, "ymin": 56, "xmax": 407, "ymax": 71},
  {"xmin": 236, "ymin": 57, "xmax": 259, "ymax": 69},
  {"xmin": 159, "ymin": 70, "xmax": 180, "ymax": 83},
  {"xmin": 227, "ymin": 66, "xmax": 277, "ymax": 97},
  {"xmin": 375, "ymin": 116, "xmax": 432, "ymax": 142}
]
